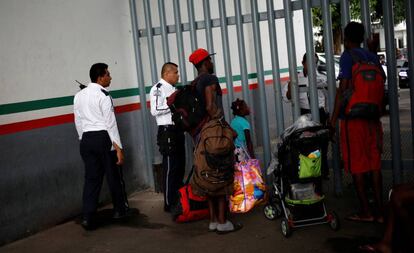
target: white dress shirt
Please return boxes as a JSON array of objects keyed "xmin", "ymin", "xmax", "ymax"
[
  {"xmin": 150, "ymin": 78, "xmax": 176, "ymax": 126},
  {"xmin": 74, "ymin": 82, "xmax": 123, "ymax": 149},
  {"xmin": 283, "ymin": 71, "xmax": 327, "ymax": 110}
]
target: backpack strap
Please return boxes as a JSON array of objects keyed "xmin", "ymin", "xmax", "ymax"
[{"xmin": 348, "ymin": 49, "xmax": 364, "ymax": 64}]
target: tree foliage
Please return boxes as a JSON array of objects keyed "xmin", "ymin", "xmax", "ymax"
[{"xmin": 312, "ymin": 0, "xmax": 406, "ymax": 53}]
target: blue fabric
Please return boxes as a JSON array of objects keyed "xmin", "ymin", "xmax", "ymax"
[
  {"xmin": 230, "ymin": 116, "xmax": 251, "ymax": 148},
  {"xmin": 338, "ymin": 48, "xmax": 379, "ymax": 80}
]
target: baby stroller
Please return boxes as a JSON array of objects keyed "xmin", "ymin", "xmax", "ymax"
[{"xmin": 263, "ymin": 115, "xmax": 339, "ymax": 237}]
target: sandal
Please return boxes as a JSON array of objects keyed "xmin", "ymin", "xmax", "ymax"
[
  {"xmin": 346, "ymin": 214, "xmax": 375, "ymax": 223},
  {"xmin": 216, "ymin": 222, "xmax": 243, "ymax": 235},
  {"xmin": 358, "ymin": 244, "xmax": 380, "ymax": 252}
]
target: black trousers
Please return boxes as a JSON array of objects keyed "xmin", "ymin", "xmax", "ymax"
[
  {"xmin": 157, "ymin": 125, "xmax": 186, "ymax": 209},
  {"xmin": 80, "ymin": 131, "xmax": 129, "ymax": 218}
]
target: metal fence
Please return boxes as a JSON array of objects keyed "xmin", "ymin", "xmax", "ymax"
[{"xmin": 129, "ymin": 0, "xmax": 414, "ymax": 195}]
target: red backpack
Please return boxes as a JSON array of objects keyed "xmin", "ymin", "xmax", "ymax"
[{"xmin": 342, "ymin": 50, "xmax": 385, "ymax": 119}]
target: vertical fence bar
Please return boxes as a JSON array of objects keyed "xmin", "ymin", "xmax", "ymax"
[
  {"xmin": 283, "ymin": 0, "xmax": 300, "ymax": 120},
  {"xmin": 406, "ymin": 0, "xmax": 414, "ymax": 155},
  {"xmin": 158, "ymin": 0, "xmax": 170, "ymax": 62},
  {"xmin": 250, "ymin": 0, "xmax": 271, "ymax": 167},
  {"xmin": 360, "ymin": 0, "xmax": 371, "ymax": 49},
  {"xmin": 144, "ymin": 0, "xmax": 162, "ymax": 168},
  {"xmin": 266, "ymin": 0, "xmax": 284, "ymax": 135},
  {"xmin": 383, "ymin": 0, "xmax": 403, "ymax": 185},
  {"xmin": 188, "ymin": 0, "xmax": 198, "ymax": 78},
  {"xmin": 234, "ymin": 0, "xmax": 255, "ymax": 140},
  {"xmin": 203, "ymin": 0, "xmax": 214, "ymax": 54},
  {"xmin": 340, "ymin": 0, "xmax": 350, "ymax": 31},
  {"xmin": 173, "ymin": 0, "xmax": 193, "ymax": 173},
  {"xmin": 218, "ymin": 0, "xmax": 233, "ymax": 118},
  {"xmin": 188, "ymin": 0, "xmax": 198, "ymax": 52},
  {"xmin": 321, "ymin": 0, "xmax": 342, "ymax": 195},
  {"xmin": 144, "ymin": 0, "xmax": 158, "ymax": 83},
  {"xmin": 129, "ymin": 0, "xmax": 154, "ymax": 186},
  {"xmin": 234, "ymin": 0, "xmax": 251, "ymax": 106},
  {"xmin": 173, "ymin": 0, "xmax": 187, "ymax": 86},
  {"xmin": 302, "ymin": 0, "xmax": 320, "ymax": 122}
]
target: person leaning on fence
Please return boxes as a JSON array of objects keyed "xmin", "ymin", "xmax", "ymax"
[
  {"xmin": 149, "ymin": 62, "xmax": 186, "ymax": 213},
  {"xmin": 230, "ymin": 99, "xmax": 255, "ymax": 161},
  {"xmin": 282, "ymin": 52, "xmax": 330, "ymax": 180},
  {"xmin": 74, "ymin": 63, "xmax": 130, "ymax": 230},
  {"xmin": 329, "ymin": 22, "xmax": 385, "ymax": 223},
  {"xmin": 188, "ymin": 48, "xmax": 242, "ymax": 234}
]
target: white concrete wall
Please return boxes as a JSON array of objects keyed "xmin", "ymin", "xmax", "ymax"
[{"xmin": 0, "ymin": 0, "xmax": 138, "ymax": 124}]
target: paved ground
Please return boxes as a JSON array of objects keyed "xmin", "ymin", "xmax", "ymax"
[
  {"xmin": 2, "ymin": 90, "xmax": 411, "ymax": 253},
  {"xmin": 0, "ymin": 179, "xmax": 385, "ymax": 253}
]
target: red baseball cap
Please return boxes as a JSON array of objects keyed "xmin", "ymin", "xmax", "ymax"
[{"xmin": 189, "ymin": 48, "xmax": 216, "ymax": 65}]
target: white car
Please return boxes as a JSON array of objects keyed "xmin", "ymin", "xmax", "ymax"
[{"xmin": 316, "ymin": 53, "xmax": 340, "ymax": 79}]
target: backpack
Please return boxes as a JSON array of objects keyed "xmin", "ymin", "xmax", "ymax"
[
  {"xmin": 167, "ymin": 78, "xmax": 208, "ymax": 136},
  {"xmin": 341, "ymin": 50, "xmax": 385, "ymax": 119},
  {"xmin": 190, "ymin": 119, "xmax": 236, "ymax": 195}
]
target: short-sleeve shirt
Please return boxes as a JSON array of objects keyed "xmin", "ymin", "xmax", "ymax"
[
  {"xmin": 231, "ymin": 115, "xmax": 251, "ymax": 148},
  {"xmin": 195, "ymin": 73, "xmax": 224, "ymax": 114},
  {"xmin": 338, "ymin": 48, "xmax": 380, "ymax": 80}
]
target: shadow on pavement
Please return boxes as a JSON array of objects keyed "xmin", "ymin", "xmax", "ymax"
[{"xmin": 74, "ymin": 208, "xmax": 167, "ymax": 230}]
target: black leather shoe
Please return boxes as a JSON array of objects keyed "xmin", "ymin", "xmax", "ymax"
[
  {"xmin": 81, "ymin": 218, "xmax": 96, "ymax": 231},
  {"xmin": 113, "ymin": 208, "xmax": 134, "ymax": 219}
]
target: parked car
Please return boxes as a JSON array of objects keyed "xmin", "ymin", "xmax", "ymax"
[
  {"xmin": 316, "ymin": 53, "xmax": 340, "ymax": 79},
  {"xmin": 398, "ymin": 60, "xmax": 409, "ymax": 88}
]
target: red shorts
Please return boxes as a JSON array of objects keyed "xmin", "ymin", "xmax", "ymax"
[{"xmin": 340, "ymin": 119, "xmax": 383, "ymax": 174}]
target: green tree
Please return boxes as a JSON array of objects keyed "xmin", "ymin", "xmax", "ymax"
[{"xmin": 313, "ymin": 0, "xmax": 406, "ymax": 54}]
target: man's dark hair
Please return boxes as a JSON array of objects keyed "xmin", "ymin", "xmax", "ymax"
[
  {"xmin": 161, "ymin": 62, "xmax": 178, "ymax": 76},
  {"xmin": 231, "ymin": 98, "xmax": 245, "ymax": 116},
  {"xmin": 194, "ymin": 57, "xmax": 209, "ymax": 70},
  {"xmin": 344, "ymin": 22, "xmax": 365, "ymax": 44},
  {"xmin": 89, "ymin": 63, "xmax": 108, "ymax": 83},
  {"xmin": 302, "ymin": 53, "xmax": 319, "ymax": 64}
]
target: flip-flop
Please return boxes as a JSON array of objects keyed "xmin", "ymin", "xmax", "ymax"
[
  {"xmin": 358, "ymin": 244, "xmax": 379, "ymax": 252},
  {"xmin": 216, "ymin": 222, "xmax": 243, "ymax": 235},
  {"xmin": 346, "ymin": 214, "xmax": 375, "ymax": 223}
]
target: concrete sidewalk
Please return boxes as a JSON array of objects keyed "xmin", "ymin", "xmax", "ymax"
[{"xmin": 0, "ymin": 180, "xmax": 384, "ymax": 253}]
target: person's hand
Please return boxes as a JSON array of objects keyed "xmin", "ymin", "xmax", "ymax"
[{"xmin": 116, "ymin": 149, "xmax": 124, "ymax": 166}]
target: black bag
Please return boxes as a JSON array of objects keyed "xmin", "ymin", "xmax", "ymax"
[{"xmin": 167, "ymin": 78, "xmax": 208, "ymax": 136}]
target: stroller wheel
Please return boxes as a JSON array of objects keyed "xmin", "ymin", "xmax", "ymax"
[
  {"xmin": 328, "ymin": 211, "xmax": 340, "ymax": 231},
  {"xmin": 280, "ymin": 218, "xmax": 292, "ymax": 237},
  {"xmin": 263, "ymin": 204, "xmax": 281, "ymax": 220}
]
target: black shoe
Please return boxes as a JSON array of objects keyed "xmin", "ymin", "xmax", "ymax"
[
  {"xmin": 113, "ymin": 208, "xmax": 134, "ymax": 219},
  {"xmin": 81, "ymin": 218, "xmax": 96, "ymax": 231}
]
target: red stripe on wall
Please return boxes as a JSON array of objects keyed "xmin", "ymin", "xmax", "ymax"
[
  {"xmin": 0, "ymin": 114, "xmax": 75, "ymax": 135},
  {"xmin": 1, "ymin": 78, "xmax": 289, "ymax": 135}
]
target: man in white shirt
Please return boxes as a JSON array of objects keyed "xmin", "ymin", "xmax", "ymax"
[
  {"xmin": 74, "ymin": 63, "xmax": 129, "ymax": 230},
  {"xmin": 283, "ymin": 53, "xmax": 330, "ymax": 181},
  {"xmin": 150, "ymin": 62, "xmax": 185, "ymax": 212}
]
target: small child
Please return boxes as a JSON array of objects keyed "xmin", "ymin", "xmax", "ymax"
[{"xmin": 230, "ymin": 99, "xmax": 255, "ymax": 160}]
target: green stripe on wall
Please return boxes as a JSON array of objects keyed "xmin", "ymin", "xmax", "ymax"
[{"xmin": 0, "ymin": 68, "xmax": 293, "ymax": 115}]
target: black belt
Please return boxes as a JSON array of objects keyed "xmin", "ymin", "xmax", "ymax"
[
  {"xmin": 159, "ymin": 125, "xmax": 175, "ymax": 130},
  {"xmin": 83, "ymin": 130, "xmax": 107, "ymax": 136}
]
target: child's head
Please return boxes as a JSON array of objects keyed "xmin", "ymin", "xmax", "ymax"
[{"xmin": 231, "ymin": 98, "xmax": 250, "ymax": 116}]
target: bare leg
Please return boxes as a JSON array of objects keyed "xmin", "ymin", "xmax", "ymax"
[
  {"xmin": 217, "ymin": 196, "xmax": 227, "ymax": 224},
  {"xmin": 353, "ymin": 173, "xmax": 372, "ymax": 217},
  {"xmin": 372, "ymin": 170, "xmax": 384, "ymax": 221},
  {"xmin": 208, "ymin": 197, "xmax": 217, "ymax": 223}
]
